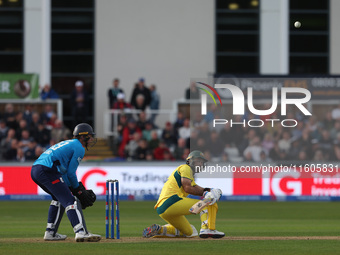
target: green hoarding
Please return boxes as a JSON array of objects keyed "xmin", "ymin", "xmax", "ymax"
[{"xmin": 0, "ymin": 73, "xmax": 39, "ymax": 99}]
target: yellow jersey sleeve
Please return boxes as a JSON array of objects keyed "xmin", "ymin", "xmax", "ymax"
[{"xmin": 154, "ymin": 164, "xmax": 196, "ymax": 209}]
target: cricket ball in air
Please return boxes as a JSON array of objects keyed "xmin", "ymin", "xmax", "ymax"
[{"xmin": 294, "ymin": 21, "xmax": 301, "ymax": 28}]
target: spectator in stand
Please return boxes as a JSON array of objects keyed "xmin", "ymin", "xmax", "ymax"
[
  {"xmin": 153, "ymin": 140, "xmax": 173, "ymax": 160},
  {"xmin": 148, "ymin": 130, "xmax": 160, "ymax": 152},
  {"xmin": 319, "ymin": 129, "xmax": 333, "ymax": 158},
  {"xmin": 125, "ymin": 132, "xmax": 142, "ymax": 159},
  {"xmin": 173, "ymin": 138, "xmax": 187, "ymax": 160},
  {"xmin": 0, "ymin": 119, "xmax": 8, "ymax": 142},
  {"xmin": 116, "ymin": 114, "xmax": 128, "ymax": 142},
  {"xmin": 288, "ymin": 137, "xmax": 302, "ymax": 160},
  {"xmin": 277, "ymin": 131, "xmax": 292, "ymax": 154},
  {"xmin": 197, "ymin": 121, "xmax": 211, "ymax": 144},
  {"xmin": 185, "ymin": 82, "xmax": 200, "ymax": 99},
  {"xmin": 178, "ymin": 118, "xmax": 191, "ymax": 140},
  {"xmin": 13, "ymin": 111, "xmax": 23, "ymax": 131},
  {"xmin": 334, "ymin": 133, "xmax": 340, "ymax": 146},
  {"xmin": 203, "ymin": 150, "xmax": 212, "ymax": 162},
  {"xmin": 17, "ymin": 129, "xmax": 32, "ymax": 153},
  {"xmin": 24, "ymin": 140, "xmax": 38, "ymax": 161},
  {"xmin": 136, "ymin": 111, "xmax": 149, "ymax": 130},
  {"xmin": 130, "ymin": 78, "xmax": 151, "ymax": 109},
  {"xmin": 142, "ymin": 121, "xmax": 154, "ymax": 142},
  {"xmin": 209, "ymin": 130, "xmax": 224, "ymax": 159},
  {"xmin": 322, "ymin": 111, "xmax": 334, "ymax": 131},
  {"xmin": 297, "ymin": 150, "xmax": 308, "ymax": 161},
  {"xmin": 332, "ymin": 144, "xmax": 340, "ymax": 161},
  {"xmin": 173, "ymin": 112, "xmax": 185, "ymax": 133},
  {"xmin": 32, "ymin": 122, "xmax": 51, "ymax": 149},
  {"xmin": 291, "ymin": 121, "xmax": 305, "ymax": 141},
  {"xmin": 40, "ymin": 84, "xmax": 59, "ymax": 100},
  {"xmin": 3, "ymin": 138, "xmax": 18, "ymax": 160},
  {"xmin": 113, "ymin": 93, "xmax": 133, "ymax": 111},
  {"xmin": 221, "ymin": 151, "xmax": 229, "ymax": 162},
  {"xmin": 45, "ymin": 113, "xmax": 58, "ymax": 130},
  {"xmin": 189, "ymin": 128, "xmax": 199, "ymax": 149},
  {"xmin": 219, "ymin": 123, "xmax": 233, "ymax": 147},
  {"xmin": 34, "ymin": 145, "xmax": 44, "ymax": 159},
  {"xmin": 193, "ymin": 137, "xmax": 207, "ymax": 153},
  {"xmin": 149, "ymin": 84, "xmax": 160, "ymax": 124},
  {"xmin": 15, "ymin": 147, "xmax": 25, "ymax": 162},
  {"xmin": 192, "ymin": 112, "xmax": 204, "ymax": 128},
  {"xmin": 243, "ymin": 136, "xmax": 263, "ymax": 162},
  {"xmin": 182, "ymin": 148, "xmax": 190, "ymax": 161},
  {"xmin": 230, "ymin": 115, "xmax": 246, "ymax": 153},
  {"xmin": 146, "ymin": 150, "xmax": 154, "ymax": 161},
  {"xmin": 23, "ymin": 104, "xmax": 34, "ymax": 126},
  {"xmin": 161, "ymin": 121, "xmax": 177, "ymax": 148},
  {"xmin": 15, "ymin": 119, "xmax": 28, "ymax": 140},
  {"xmin": 51, "ymin": 119, "xmax": 72, "ymax": 144},
  {"xmin": 3, "ymin": 103, "xmax": 16, "ymax": 129},
  {"xmin": 118, "ymin": 118, "xmax": 141, "ymax": 158},
  {"xmin": 70, "ymin": 80, "xmax": 89, "ymax": 126},
  {"xmin": 40, "ymin": 104, "xmax": 55, "ymax": 125},
  {"xmin": 204, "ymin": 104, "xmax": 218, "ymax": 123},
  {"xmin": 134, "ymin": 94, "xmax": 147, "ymax": 111},
  {"xmin": 108, "ymin": 78, "xmax": 124, "ymax": 109},
  {"xmin": 260, "ymin": 150, "xmax": 271, "ymax": 162},
  {"xmin": 313, "ymin": 149, "xmax": 325, "ymax": 161},
  {"xmin": 330, "ymin": 121, "xmax": 340, "ymax": 140},
  {"xmin": 331, "ymin": 104, "xmax": 340, "ymax": 120},
  {"xmin": 29, "ymin": 112, "xmax": 41, "ymax": 136},
  {"xmin": 306, "ymin": 116, "xmax": 321, "ymax": 140},
  {"xmin": 134, "ymin": 139, "xmax": 149, "ymax": 160},
  {"xmin": 0, "ymin": 128, "xmax": 16, "ymax": 160},
  {"xmin": 298, "ymin": 129, "xmax": 313, "ymax": 159},
  {"xmin": 269, "ymin": 143, "xmax": 288, "ymax": 161},
  {"xmin": 163, "ymin": 150, "xmax": 174, "ymax": 161},
  {"xmin": 261, "ymin": 133, "xmax": 275, "ymax": 155},
  {"xmin": 238, "ymin": 128, "xmax": 257, "ymax": 156}
]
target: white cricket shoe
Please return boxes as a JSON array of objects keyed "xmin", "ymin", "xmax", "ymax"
[
  {"xmin": 199, "ymin": 228, "xmax": 225, "ymax": 239},
  {"xmin": 75, "ymin": 231, "xmax": 101, "ymax": 242},
  {"xmin": 44, "ymin": 231, "xmax": 67, "ymax": 241}
]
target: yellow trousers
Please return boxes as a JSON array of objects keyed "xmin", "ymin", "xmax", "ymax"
[{"xmin": 157, "ymin": 196, "xmax": 218, "ymax": 237}]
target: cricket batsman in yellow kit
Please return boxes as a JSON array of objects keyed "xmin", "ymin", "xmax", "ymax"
[{"xmin": 143, "ymin": 150, "xmax": 225, "ymax": 238}]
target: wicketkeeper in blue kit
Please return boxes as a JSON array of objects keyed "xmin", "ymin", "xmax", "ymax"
[{"xmin": 31, "ymin": 123, "xmax": 101, "ymax": 242}]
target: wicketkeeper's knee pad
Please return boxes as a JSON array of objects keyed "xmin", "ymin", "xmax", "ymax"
[
  {"xmin": 46, "ymin": 200, "xmax": 65, "ymax": 232},
  {"xmin": 65, "ymin": 201, "xmax": 85, "ymax": 233}
]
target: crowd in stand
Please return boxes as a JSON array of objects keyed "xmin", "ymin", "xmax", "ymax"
[
  {"xmin": 2, "ymin": 78, "xmax": 340, "ymax": 163},
  {"xmin": 0, "ymin": 103, "xmax": 71, "ymax": 162},
  {"xmin": 113, "ymin": 80, "xmax": 340, "ymax": 163}
]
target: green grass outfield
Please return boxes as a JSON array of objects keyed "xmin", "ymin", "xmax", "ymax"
[{"xmin": 1, "ymin": 200, "xmax": 340, "ymax": 255}]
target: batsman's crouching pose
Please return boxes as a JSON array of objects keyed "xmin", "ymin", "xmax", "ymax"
[
  {"xmin": 143, "ymin": 150, "xmax": 225, "ymax": 238},
  {"xmin": 31, "ymin": 123, "xmax": 101, "ymax": 242}
]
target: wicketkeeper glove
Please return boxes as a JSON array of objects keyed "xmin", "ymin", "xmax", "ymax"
[{"xmin": 69, "ymin": 182, "xmax": 96, "ymax": 209}]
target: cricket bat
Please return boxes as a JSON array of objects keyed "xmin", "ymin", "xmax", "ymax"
[{"xmin": 189, "ymin": 197, "xmax": 213, "ymax": 214}]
